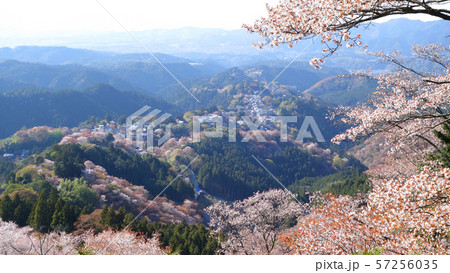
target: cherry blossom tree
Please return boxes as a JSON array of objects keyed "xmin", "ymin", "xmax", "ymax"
[
  {"xmin": 206, "ymin": 189, "xmax": 306, "ymax": 255},
  {"xmin": 281, "ymin": 194, "xmax": 379, "ymax": 255},
  {"xmin": 80, "ymin": 229, "xmax": 166, "ymax": 255},
  {"xmin": 0, "ymin": 219, "xmax": 79, "ymax": 255},
  {"xmin": 244, "ymin": 0, "xmax": 450, "ymax": 66},
  {"xmin": 331, "ymin": 44, "xmax": 450, "ymax": 165},
  {"xmin": 282, "ymin": 168, "xmax": 450, "ymax": 255},
  {"xmin": 246, "ymin": 0, "xmax": 450, "ymax": 160},
  {"xmin": 360, "ymin": 167, "xmax": 450, "ymax": 254}
]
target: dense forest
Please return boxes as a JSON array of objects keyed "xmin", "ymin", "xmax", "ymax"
[{"xmin": 193, "ymin": 138, "xmax": 367, "ymax": 200}]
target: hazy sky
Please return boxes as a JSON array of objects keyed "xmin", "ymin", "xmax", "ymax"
[
  {"xmin": 0, "ymin": 0, "xmax": 281, "ymax": 35},
  {"xmin": 0, "ymin": 0, "xmax": 442, "ymax": 37}
]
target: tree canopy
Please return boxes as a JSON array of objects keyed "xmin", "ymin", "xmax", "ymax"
[{"xmin": 244, "ymin": 0, "xmax": 450, "ymax": 66}]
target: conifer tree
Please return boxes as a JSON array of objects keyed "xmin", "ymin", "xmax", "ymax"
[
  {"xmin": 14, "ymin": 202, "xmax": 30, "ymax": 227},
  {"xmin": 12, "ymin": 194, "xmax": 30, "ymax": 227},
  {"xmin": 122, "ymin": 213, "xmax": 135, "ymax": 230},
  {"xmin": 61, "ymin": 204, "xmax": 75, "ymax": 232},
  {"xmin": 48, "ymin": 188, "xmax": 58, "ymax": 214},
  {"xmin": 0, "ymin": 195, "xmax": 15, "ymax": 222},
  {"xmin": 116, "ymin": 206, "xmax": 126, "ymax": 229},
  {"xmin": 106, "ymin": 206, "xmax": 117, "ymax": 229},
  {"xmin": 51, "ymin": 197, "xmax": 65, "ymax": 230},
  {"xmin": 30, "ymin": 192, "xmax": 52, "ymax": 232},
  {"xmin": 100, "ymin": 205, "xmax": 109, "ymax": 226}
]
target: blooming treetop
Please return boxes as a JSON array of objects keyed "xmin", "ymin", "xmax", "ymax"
[
  {"xmin": 331, "ymin": 44, "xmax": 450, "ymax": 162},
  {"xmin": 81, "ymin": 229, "xmax": 166, "ymax": 255},
  {"xmin": 283, "ymin": 168, "xmax": 450, "ymax": 255},
  {"xmin": 244, "ymin": 0, "xmax": 450, "ymax": 67},
  {"xmin": 206, "ymin": 189, "xmax": 306, "ymax": 255}
]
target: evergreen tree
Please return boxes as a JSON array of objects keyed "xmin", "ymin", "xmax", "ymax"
[
  {"xmin": 122, "ymin": 213, "xmax": 135, "ymax": 229},
  {"xmin": 12, "ymin": 194, "xmax": 30, "ymax": 226},
  {"xmin": 116, "ymin": 206, "xmax": 126, "ymax": 229},
  {"xmin": 0, "ymin": 195, "xmax": 15, "ymax": 222},
  {"xmin": 14, "ymin": 202, "xmax": 30, "ymax": 227},
  {"xmin": 30, "ymin": 192, "xmax": 52, "ymax": 232},
  {"xmin": 100, "ymin": 205, "xmax": 109, "ymax": 226},
  {"xmin": 51, "ymin": 197, "xmax": 65, "ymax": 230},
  {"xmin": 48, "ymin": 188, "xmax": 58, "ymax": 215},
  {"xmin": 61, "ymin": 204, "xmax": 75, "ymax": 232},
  {"xmin": 106, "ymin": 206, "xmax": 117, "ymax": 229}
]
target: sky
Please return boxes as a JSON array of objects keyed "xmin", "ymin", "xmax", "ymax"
[
  {"xmin": 0, "ymin": 0, "xmax": 444, "ymax": 37},
  {"xmin": 0, "ymin": 0, "xmax": 280, "ymax": 36}
]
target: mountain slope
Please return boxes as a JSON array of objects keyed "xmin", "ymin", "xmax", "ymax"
[
  {"xmin": 0, "ymin": 60, "xmax": 136, "ymax": 92},
  {"xmin": 0, "ymin": 84, "xmax": 173, "ymax": 138},
  {"xmin": 304, "ymin": 75, "xmax": 378, "ymax": 106}
]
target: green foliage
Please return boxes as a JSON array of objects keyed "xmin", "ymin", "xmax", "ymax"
[
  {"xmin": 13, "ymin": 193, "xmax": 33, "ymax": 226},
  {"xmin": 289, "ymin": 169, "xmax": 370, "ymax": 200},
  {"xmin": 433, "ymin": 120, "xmax": 450, "ymax": 167},
  {"xmin": 1, "ymin": 186, "xmax": 80, "ymax": 232},
  {"xmin": 100, "ymin": 205, "xmax": 128, "ymax": 230},
  {"xmin": 50, "ymin": 144, "xmax": 84, "ymax": 178},
  {"xmin": 35, "ymin": 156, "xmax": 44, "ymax": 165},
  {"xmin": 145, "ymin": 220, "xmax": 220, "ymax": 255},
  {"xmin": 271, "ymin": 96, "xmax": 340, "ymax": 141},
  {"xmin": 358, "ymin": 247, "xmax": 385, "ymax": 255},
  {"xmin": 105, "ymin": 133, "xmax": 115, "ymax": 143},
  {"xmin": 193, "ymin": 139, "xmax": 337, "ymax": 200},
  {"xmin": 0, "ymin": 157, "xmax": 15, "ymax": 184},
  {"xmin": 47, "ymin": 143, "xmax": 192, "ymax": 202},
  {"xmin": 15, "ymin": 166, "xmax": 39, "ymax": 184},
  {"xmin": 0, "ymin": 195, "xmax": 15, "ymax": 221},
  {"xmin": 194, "ymin": 139, "xmax": 272, "ymax": 200},
  {"xmin": 28, "ymin": 191, "xmax": 53, "ymax": 232},
  {"xmin": 100, "ymin": 205, "xmax": 220, "ymax": 255},
  {"xmin": 1, "ymin": 191, "xmax": 35, "ymax": 226},
  {"xmin": 97, "ymin": 204, "xmax": 221, "ymax": 255},
  {"xmin": 51, "ymin": 197, "xmax": 77, "ymax": 232},
  {"xmin": 3, "ymin": 177, "xmax": 52, "ymax": 196},
  {"xmin": 58, "ymin": 178, "xmax": 97, "ymax": 210}
]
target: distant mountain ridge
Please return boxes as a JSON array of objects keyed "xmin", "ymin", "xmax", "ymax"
[
  {"xmin": 0, "ymin": 59, "xmax": 221, "ymax": 94},
  {"xmin": 0, "ymin": 19, "xmax": 446, "ymax": 69},
  {"xmin": 0, "ymin": 46, "xmax": 190, "ymax": 66},
  {"xmin": 1, "ymin": 19, "xmax": 446, "ymax": 69}
]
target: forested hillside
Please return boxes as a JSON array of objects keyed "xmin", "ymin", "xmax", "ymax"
[{"xmin": 0, "ymin": 84, "xmax": 173, "ymax": 138}]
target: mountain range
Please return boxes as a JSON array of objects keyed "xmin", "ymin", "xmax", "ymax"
[{"xmin": 1, "ymin": 19, "xmax": 447, "ymax": 69}]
